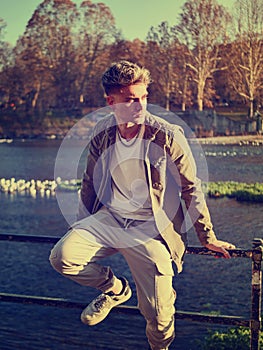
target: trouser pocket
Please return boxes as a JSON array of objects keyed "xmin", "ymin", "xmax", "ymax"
[{"xmin": 154, "ymin": 261, "xmax": 175, "ymax": 316}]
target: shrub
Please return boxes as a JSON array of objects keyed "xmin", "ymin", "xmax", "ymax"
[{"xmin": 202, "ymin": 327, "xmax": 263, "ymax": 350}]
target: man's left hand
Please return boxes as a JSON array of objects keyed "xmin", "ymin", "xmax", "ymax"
[{"xmin": 205, "ymin": 240, "xmax": 236, "ymax": 259}]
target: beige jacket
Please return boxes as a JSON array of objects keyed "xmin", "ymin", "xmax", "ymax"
[{"xmin": 80, "ymin": 112, "xmax": 217, "ymax": 272}]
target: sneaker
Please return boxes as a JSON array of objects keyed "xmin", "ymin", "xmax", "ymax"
[{"xmin": 81, "ymin": 277, "xmax": 132, "ymax": 326}]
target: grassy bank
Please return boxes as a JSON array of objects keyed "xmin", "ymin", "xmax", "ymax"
[{"xmin": 203, "ymin": 181, "xmax": 263, "ymax": 202}]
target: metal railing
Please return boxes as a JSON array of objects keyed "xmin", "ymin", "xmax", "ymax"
[{"xmin": 0, "ymin": 233, "xmax": 262, "ymax": 350}]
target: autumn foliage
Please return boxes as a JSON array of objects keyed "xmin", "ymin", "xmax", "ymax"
[{"xmin": 0, "ymin": 0, "xmax": 262, "ymax": 120}]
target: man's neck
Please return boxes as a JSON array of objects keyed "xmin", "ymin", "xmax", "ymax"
[{"xmin": 117, "ymin": 123, "xmax": 141, "ymax": 140}]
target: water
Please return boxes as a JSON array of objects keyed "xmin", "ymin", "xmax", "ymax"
[
  {"xmin": 0, "ymin": 139, "xmax": 262, "ymax": 350},
  {"xmin": 200, "ymin": 144, "xmax": 263, "ymax": 183}
]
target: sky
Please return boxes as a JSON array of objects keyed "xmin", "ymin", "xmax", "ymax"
[{"xmin": 1, "ymin": 0, "xmax": 235, "ymax": 45}]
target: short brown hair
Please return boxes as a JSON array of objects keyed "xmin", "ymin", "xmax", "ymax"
[{"xmin": 102, "ymin": 60, "xmax": 151, "ymax": 95}]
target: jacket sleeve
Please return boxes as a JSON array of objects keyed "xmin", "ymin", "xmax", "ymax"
[
  {"xmin": 78, "ymin": 134, "xmax": 100, "ymax": 220},
  {"xmin": 167, "ymin": 127, "xmax": 217, "ymax": 246}
]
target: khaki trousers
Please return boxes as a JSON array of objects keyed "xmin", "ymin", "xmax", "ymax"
[{"xmin": 49, "ymin": 207, "xmax": 176, "ymax": 350}]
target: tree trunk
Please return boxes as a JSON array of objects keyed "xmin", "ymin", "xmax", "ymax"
[
  {"xmin": 197, "ymin": 98, "xmax": 203, "ymax": 111},
  {"xmin": 249, "ymin": 99, "xmax": 254, "ymax": 118},
  {"xmin": 32, "ymin": 80, "xmax": 41, "ymax": 109},
  {"xmin": 165, "ymin": 91, "xmax": 170, "ymax": 111},
  {"xmin": 181, "ymin": 74, "xmax": 188, "ymax": 111},
  {"xmin": 197, "ymin": 80, "xmax": 205, "ymax": 111}
]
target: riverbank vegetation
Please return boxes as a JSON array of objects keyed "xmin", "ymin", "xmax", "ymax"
[
  {"xmin": 203, "ymin": 181, "xmax": 263, "ymax": 202},
  {"xmin": 202, "ymin": 327, "xmax": 263, "ymax": 350},
  {"xmin": 0, "ymin": 0, "xmax": 262, "ymax": 139}
]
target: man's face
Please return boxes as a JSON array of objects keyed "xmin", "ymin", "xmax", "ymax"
[{"xmin": 107, "ymin": 83, "xmax": 148, "ymax": 125}]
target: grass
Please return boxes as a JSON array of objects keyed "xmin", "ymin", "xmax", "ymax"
[{"xmin": 203, "ymin": 181, "xmax": 263, "ymax": 202}]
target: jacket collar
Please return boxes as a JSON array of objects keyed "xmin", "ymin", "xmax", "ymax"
[
  {"xmin": 144, "ymin": 112, "xmax": 162, "ymax": 140},
  {"xmin": 104, "ymin": 111, "xmax": 162, "ymax": 142}
]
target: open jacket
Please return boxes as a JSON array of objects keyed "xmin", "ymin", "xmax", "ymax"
[{"xmin": 79, "ymin": 112, "xmax": 217, "ymax": 272}]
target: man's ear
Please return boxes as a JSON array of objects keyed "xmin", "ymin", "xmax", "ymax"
[{"xmin": 106, "ymin": 95, "xmax": 115, "ymax": 106}]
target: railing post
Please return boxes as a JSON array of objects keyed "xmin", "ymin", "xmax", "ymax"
[{"xmin": 250, "ymin": 238, "xmax": 263, "ymax": 350}]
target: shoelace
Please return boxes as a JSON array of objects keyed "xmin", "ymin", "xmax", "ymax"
[{"xmin": 93, "ymin": 294, "xmax": 111, "ymax": 311}]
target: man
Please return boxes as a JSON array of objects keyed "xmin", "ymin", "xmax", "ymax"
[{"xmin": 50, "ymin": 60, "xmax": 235, "ymax": 350}]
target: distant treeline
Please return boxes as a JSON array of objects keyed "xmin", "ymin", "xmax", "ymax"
[{"xmin": 0, "ymin": 0, "xmax": 262, "ymax": 124}]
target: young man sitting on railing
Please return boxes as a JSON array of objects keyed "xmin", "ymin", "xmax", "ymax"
[{"xmin": 49, "ymin": 60, "xmax": 235, "ymax": 350}]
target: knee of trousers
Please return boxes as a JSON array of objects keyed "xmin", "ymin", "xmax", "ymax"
[
  {"xmin": 49, "ymin": 244, "xmax": 66, "ymax": 274},
  {"xmin": 49, "ymin": 240, "xmax": 82, "ymax": 276}
]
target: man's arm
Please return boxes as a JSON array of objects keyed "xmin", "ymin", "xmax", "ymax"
[{"xmin": 168, "ymin": 128, "xmax": 235, "ymax": 257}]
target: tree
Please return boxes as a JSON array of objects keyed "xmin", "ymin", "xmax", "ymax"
[
  {"xmin": 75, "ymin": 1, "xmax": 121, "ymax": 107},
  {"xmin": 226, "ymin": 0, "xmax": 263, "ymax": 117},
  {"xmin": 0, "ymin": 19, "xmax": 14, "ymax": 71},
  {"xmin": 15, "ymin": 0, "xmax": 78, "ymax": 113},
  {"xmin": 146, "ymin": 21, "xmax": 182, "ymax": 110},
  {"xmin": 14, "ymin": 0, "xmax": 120, "ymax": 114},
  {"xmin": 109, "ymin": 38, "xmax": 148, "ymax": 67},
  {"xmin": 175, "ymin": 0, "xmax": 232, "ymax": 111},
  {"xmin": 0, "ymin": 18, "xmax": 15, "ymax": 109}
]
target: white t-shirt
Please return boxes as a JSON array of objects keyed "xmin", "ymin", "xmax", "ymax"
[{"xmin": 107, "ymin": 130, "xmax": 153, "ymax": 220}]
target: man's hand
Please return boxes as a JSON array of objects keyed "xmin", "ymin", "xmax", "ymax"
[{"xmin": 205, "ymin": 240, "xmax": 236, "ymax": 259}]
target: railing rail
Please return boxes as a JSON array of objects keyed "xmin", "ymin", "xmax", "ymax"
[{"xmin": 0, "ymin": 233, "xmax": 262, "ymax": 350}]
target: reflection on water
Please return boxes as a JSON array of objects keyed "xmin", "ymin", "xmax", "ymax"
[{"xmin": 0, "ymin": 140, "xmax": 262, "ymax": 350}]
